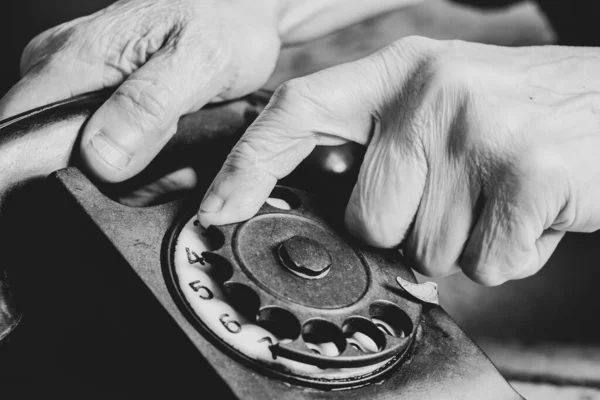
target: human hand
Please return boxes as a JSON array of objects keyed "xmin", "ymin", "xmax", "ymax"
[
  {"xmin": 199, "ymin": 36, "xmax": 600, "ymax": 285},
  {"xmin": 0, "ymin": 0, "xmax": 283, "ymax": 183}
]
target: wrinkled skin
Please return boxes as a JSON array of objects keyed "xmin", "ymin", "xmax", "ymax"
[
  {"xmin": 199, "ymin": 36, "xmax": 600, "ymax": 285},
  {"xmin": 0, "ymin": 0, "xmax": 281, "ymax": 184}
]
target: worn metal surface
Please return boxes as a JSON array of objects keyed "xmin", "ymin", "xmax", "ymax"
[{"xmin": 46, "ymin": 167, "xmax": 522, "ymax": 399}]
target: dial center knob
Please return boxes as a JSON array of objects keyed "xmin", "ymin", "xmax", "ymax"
[
  {"xmin": 278, "ymin": 236, "xmax": 332, "ymax": 279},
  {"xmin": 233, "ymin": 213, "xmax": 369, "ymax": 309}
]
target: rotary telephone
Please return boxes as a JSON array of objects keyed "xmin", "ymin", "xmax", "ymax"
[{"xmin": 0, "ymin": 91, "xmax": 522, "ymax": 399}]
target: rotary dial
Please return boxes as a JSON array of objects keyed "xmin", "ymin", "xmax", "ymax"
[{"xmin": 166, "ymin": 186, "xmax": 423, "ymax": 388}]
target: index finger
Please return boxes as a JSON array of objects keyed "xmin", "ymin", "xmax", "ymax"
[{"xmin": 197, "ymin": 55, "xmax": 396, "ymax": 227}]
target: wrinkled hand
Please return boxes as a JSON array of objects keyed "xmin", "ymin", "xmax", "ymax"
[
  {"xmin": 0, "ymin": 0, "xmax": 281, "ymax": 182},
  {"xmin": 199, "ymin": 36, "xmax": 600, "ymax": 285}
]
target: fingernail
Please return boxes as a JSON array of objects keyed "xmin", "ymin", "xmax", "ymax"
[
  {"xmin": 200, "ymin": 192, "xmax": 224, "ymax": 213},
  {"xmin": 88, "ymin": 132, "xmax": 132, "ymax": 170}
]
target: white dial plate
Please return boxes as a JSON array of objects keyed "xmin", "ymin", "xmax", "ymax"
[{"xmin": 172, "ymin": 213, "xmax": 392, "ymax": 380}]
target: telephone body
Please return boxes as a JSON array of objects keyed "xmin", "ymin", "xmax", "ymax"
[{"xmin": 0, "ymin": 91, "xmax": 521, "ymax": 399}]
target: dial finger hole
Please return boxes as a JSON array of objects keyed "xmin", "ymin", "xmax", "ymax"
[
  {"xmin": 370, "ymin": 301, "xmax": 413, "ymax": 339},
  {"xmin": 223, "ymin": 282, "xmax": 260, "ymax": 322},
  {"xmin": 256, "ymin": 307, "xmax": 301, "ymax": 344},
  {"xmin": 342, "ymin": 317, "xmax": 385, "ymax": 353},
  {"xmin": 201, "ymin": 252, "xmax": 233, "ymax": 283},
  {"xmin": 266, "ymin": 187, "xmax": 301, "ymax": 210},
  {"xmin": 199, "ymin": 225, "xmax": 225, "ymax": 250},
  {"xmin": 302, "ymin": 319, "xmax": 346, "ymax": 357}
]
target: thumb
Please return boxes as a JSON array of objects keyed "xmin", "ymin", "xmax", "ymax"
[{"xmin": 80, "ymin": 48, "xmax": 227, "ymax": 183}]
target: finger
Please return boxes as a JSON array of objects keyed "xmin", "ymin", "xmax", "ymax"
[
  {"xmin": 80, "ymin": 46, "xmax": 228, "ymax": 183},
  {"xmin": 460, "ymin": 146, "xmax": 571, "ymax": 286},
  {"xmin": 402, "ymin": 169, "xmax": 475, "ymax": 277},
  {"xmin": 511, "ymin": 228, "xmax": 565, "ymax": 280},
  {"xmin": 198, "ymin": 62, "xmax": 381, "ymax": 227},
  {"xmin": 343, "ymin": 116, "xmax": 428, "ymax": 249},
  {"xmin": 460, "ymin": 194, "xmax": 565, "ymax": 286},
  {"xmin": 198, "ymin": 37, "xmax": 438, "ymax": 227},
  {"xmin": 344, "ymin": 88, "xmax": 475, "ymax": 276},
  {"xmin": 536, "ymin": 229, "xmax": 566, "ymax": 266}
]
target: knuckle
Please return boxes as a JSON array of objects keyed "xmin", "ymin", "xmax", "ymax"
[
  {"xmin": 220, "ymin": 138, "xmax": 270, "ymax": 180},
  {"xmin": 382, "ymin": 36, "xmax": 440, "ymax": 85},
  {"xmin": 365, "ymin": 226, "xmax": 400, "ymax": 248},
  {"xmin": 345, "ymin": 208, "xmax": 401, "ymax": 249},
  {"xmin": 122, "ymin": 17, "xmax": 183, "ymax": 56},
  {"xmin": 515, "ymin": 147, "xmax": 566, "ymax": 184},
  {"xmin": 272, "ymin": 78, "xmax": 314, "ymax": 106},
  {"xmin": 223, "ymin": 136, "xmax": 282, "ymax": 181},
  {"xmin": 462, "ymin": 251, "xmax": 528, "ymax": 286},
  {"xmin": 428, "ymin": 41, "xmax": 477, "ymax": 90},
  {"xmin": 21, "ymin": 33, "xmax": 47, "ymax": 70},
  {"xmin": 461, "ymin": 254, "xmax": 513, "ymax": 286},
  {"xmin": 20, "ymin": 23, "xmax": 79, "ymax": 76},
  {"xmin": 389, "ymin": 35, "xmax": 437, "ymax": 58},
  {"xmin": 113, "ymin": 78, "xmax": 173, "ymax": 124},
  {"xmin": 404, "ymin": 223, "xmax": 461, "ymax": 278},
  {"xmin": 470, "ymin": 269, "xmax": 508, "ymax": 286},
  {"xmin": 271, "ymin": 77, "xmax": 334, "ymax": 122},
  {"xmin": 226, "ymin": 139, "xmax": 261, "ymax": 169},
  {"xmin": 432, "ymin": 59, "xmax": 471, "ymax": 90},
  {"xmin": 82, "ymin": 2, "xmax": 192, "ymax": 82},
  {"xmin": 405, "ymin": 244, "xmax": 453, "ymax": 279}
]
